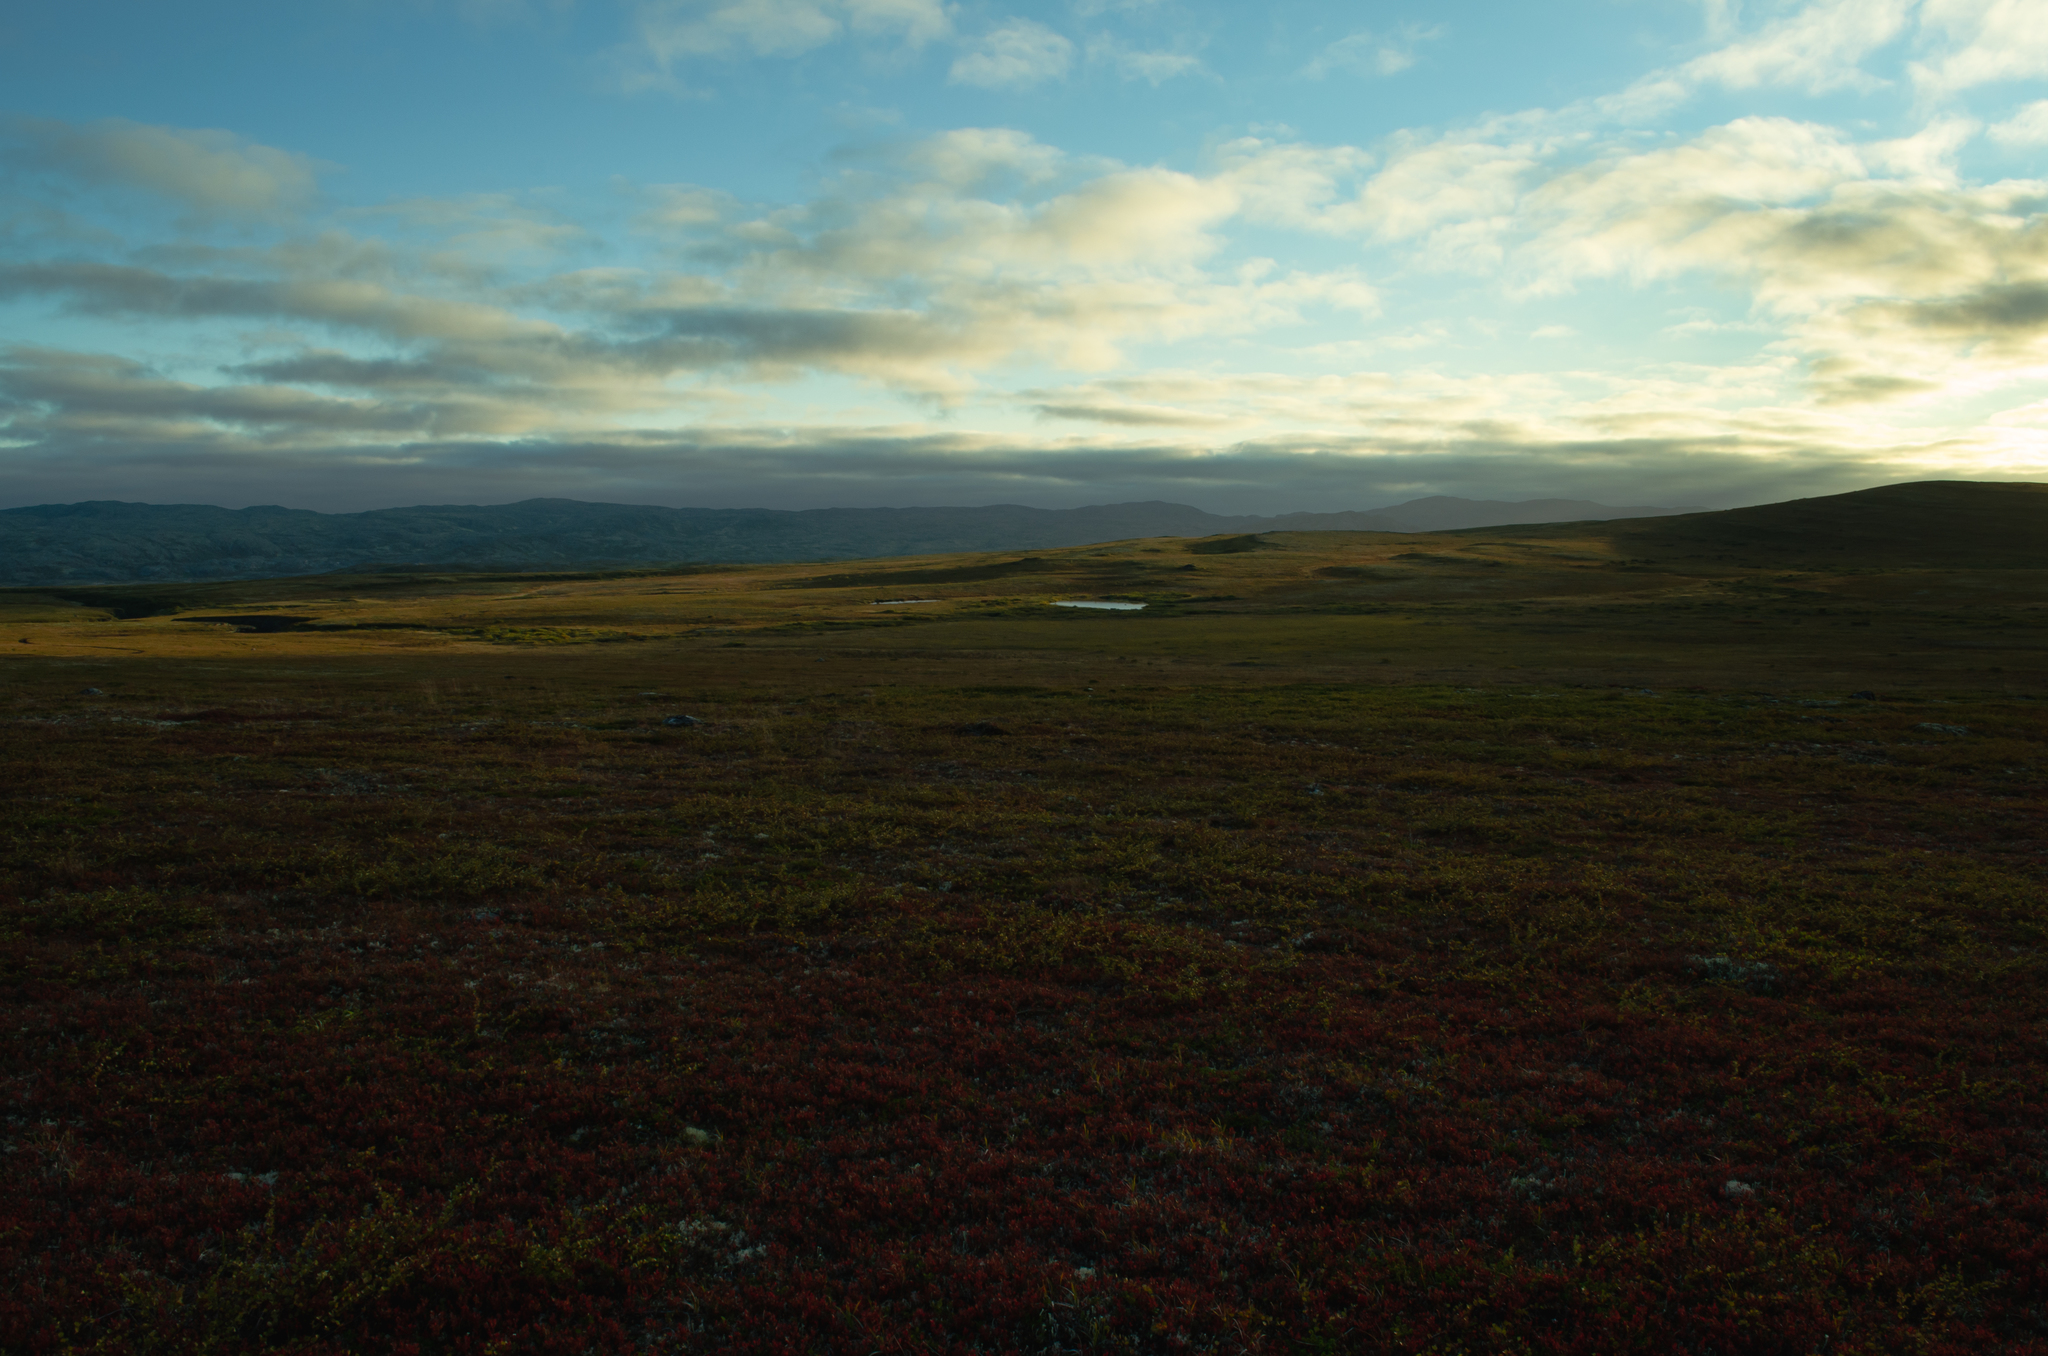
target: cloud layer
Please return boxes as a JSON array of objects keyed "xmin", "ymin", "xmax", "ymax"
[{"xmin": 2, "ymin": 0, "xmax": 2044, "ymax": 511}]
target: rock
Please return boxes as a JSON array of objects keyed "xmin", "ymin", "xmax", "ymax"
[
  {"xmin": 81, "ymin": 687, "xmax": 104, "ymax": 696},
  {"xmin": 958, "ymin": 721, "xmax": 1008, "ymax": 736},
  {"xmin": 665, "ymin": 714, "xmax": 706, "ymax": 727},
  {"xmin": 1916, "ymin": 722, "xmax": 1969, "ymax": 735},
  {"xmin": 1688, "ymin": 954, "xmax": 1783, "ymax": 995},
  {"xmin": 1849, "ymin": 690, "xmax": 1877, "ymax": 700},
  {"xmin": 672, "ymin": 1214, "xmax": 764, "ymax": 1269},
  {"xmin": 682, "ymin": 1126, "xmax": 716, "ymax": 1147},
  {"xmin": 1723, "ymin": 1179, "xmax": 1757, "ymax": 1199},
  {"xmin": 1293, "ymin": 929, "xmax": 1360, "ymax": 954}
]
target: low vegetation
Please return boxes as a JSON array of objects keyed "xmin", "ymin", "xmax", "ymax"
[{"xmin": 3, "ymin": 486, "xmax": 2044, "ymax": 1352}]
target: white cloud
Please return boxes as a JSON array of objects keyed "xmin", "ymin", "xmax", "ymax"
[
  {"xmin": 949, "ymin": 20, "xmax": 1075, "ymax": 90},
  {"xmin": 5, "ymin": 117, "xmax": 323, "ymax": 221},
  {"xmin": 1862, "ymin": 116, "xmax": 1978, "ymax": 182},
  {"xmin": 843, "ymin": 0, "xmax": 951, "ymax": 43},
  {"xmin": 1681, "ymin": 0, "xmax": 1912, "ymax": 93},
  {"xmin": 1097, "ymin": 44, "xmax": 1203, "ymax": 84},
  {"xmin": 900, "ymin": 126, "xmax": 1066, "ymax": 188},
  {"xmin": 1516, "ymin": 117, "xmax": 1871, "ymax": 294},
  {"xmin": 1694, "ymin": 0, "xmax": 1743, "ymax": 42},
  {"xmin": 1989, "ymin": 100, "xmax": 2048, "ymax": 146},
  {"xmin": 629, "ymin": 0, "xmax": 948, "ymax": 63},
  {"xmin": 1302, "ymin": 25, "xmax": 1445, "ymax": 79},
  {"xmin": 1913, "ymin": 0, "xmax": 2048, "ymax": 95},
  {"xmin": 1508, "ymin": 117, "xmax": 2035, "ymax": 318},
  {"xmin": 1351, "ymin": 132, "xmax": 1548, "ymax": 253},
  {"xmin": 0, "ymin": 130, "xmax": 1396, "ymax": 412},
  {"xmin": 1212, "ymin": 137, "xmax": 1376, "ymax": 232}
]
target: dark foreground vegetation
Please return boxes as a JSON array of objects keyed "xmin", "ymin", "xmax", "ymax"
[{"xmin": 3, "ymin": 481, "xmax": 2045, "ymax": 1353}]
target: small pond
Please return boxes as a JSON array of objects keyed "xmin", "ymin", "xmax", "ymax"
[
  {"xmin": 872, "ymin": 599, "xmax": 942, "ymax": 605},
  {"xmin": 1055, "ymin": 600, "xmax": 1146, "ymax": 611}
]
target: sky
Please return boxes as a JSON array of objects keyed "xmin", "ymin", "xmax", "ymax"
[{"xmin": 1, "ymin": 0, "xmax": 2045, "ymax": 515}]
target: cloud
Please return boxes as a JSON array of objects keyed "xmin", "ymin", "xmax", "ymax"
[
  {"xmin": 1302, "ymin": 25, "xmax": 1445, "ymax": 79},
  {"xmin": 1913, "ymin": 0, "xmax": 2048, "ymax": 95},
  {"xmin": 588, "ymin": 131, "xmax": 1382, "ymax": 386},
  {"xmin": 949, "ymin": 20, "xmax": 1074, "ymax": 90},
  {"xmin": 1028, "ymin": 397, "xmax": 1230, "ymax": 426},
  {"xmin": 1089, "ymin": 40, "xmax": 1203, "ymax": 85},
  {"xmin": 1989, "ymin": 99, "xmax": 2048, "ymax": 146},
  {"xmin": 6, "ymin": 54, "xmax": 2045, "ymax": 520},
  {"xmin": 0, "ymin": 346, "xmax": 535, "ymax": 443},
  {"xmin": 1457, "ymin": 113, "xmax": 2048, "ymax": 405},
  {"xmin": 1680, "ymin": 0, "xmax": 1913, "ymax": 94},
  {"xmin": 1514, "ymin": 117, "xmax": 1872, "ymax": 294},
  {"xmin": 0, "ymin": 360, "xmax": 2002, "ymax": 515},
  {"xmin": 612, "ymin": 0, "xmax": 949, "ymax": 87},
  {"xmin": 1349, "ymin": 131, "xmax": 1548, "ymax": 261},
  {"xmin": 1210, "ymin": 137, "xmax": 1376, "ymax": 232},
  {"xmin": 0, "ymin": 128, "xmax": 1390, "ymax": 418},
  {"xmin": 3, "ymin": 117, "xmax": 322, "ymax": 221},
  {"xmin": 0, "ymin": 260, "xmax": 558, "ymax": 345},
  {"xmin": 1866, "ymin": 281, "xmax": 2048, "ymax": 343},
  {"xmin": 357, "ymin": 195, "xmax": 590, "ymax": 260}
]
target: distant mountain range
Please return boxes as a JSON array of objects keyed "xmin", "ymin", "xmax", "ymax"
[{"xmin": 0, "ymin": 495, "xmax": 1692, "ymax": 585}]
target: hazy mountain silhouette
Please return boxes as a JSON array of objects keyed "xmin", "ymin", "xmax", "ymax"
[{"xmin": 0, "ymin": 495, "xmax": 1688, "ymax": 585}]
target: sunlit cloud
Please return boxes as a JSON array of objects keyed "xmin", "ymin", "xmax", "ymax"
[
  {"xmin": 1301, "ymin": 25, "xmax": 1447, "ymax": 79},
  {"xmin": 1988, "ymin": 99, "xmax": 2048, "ymax": 146},
  {"xmin": 949, "ymin": 20, "xmax": 1075, "ymax": 90},
  {"xmin": 2, "ymin": 1, "xmax": 2044, "ymax": 513},
  {"xmin": 632, "ymin": 0, "xmax": 949, "ymax": 60},
  {"xmin": 1911, "ymin": 0, "xmax": 2048, "ymax": 94},
  {"xmin": 2, "ymin": 117, "xmax": 324, "ymax": 221},
  {"xmin": 1682, "ymin": 0, "xmax": 1913, "ymax": 94}
]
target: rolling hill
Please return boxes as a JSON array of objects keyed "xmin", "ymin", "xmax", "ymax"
[
  {"xmin": 0, "ymin": 495, "xmax": 1686, "ymax": 585},
  {"xmin": 1477, "ymin": 480, "xmax": 2047, "ymax": 569}
]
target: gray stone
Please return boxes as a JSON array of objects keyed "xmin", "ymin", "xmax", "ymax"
[{"xmin": 1688, "ymin": 954, "xmax": 1784, "ymax": 995}]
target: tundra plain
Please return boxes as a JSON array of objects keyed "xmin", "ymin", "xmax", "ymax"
[{"xmin": 4, "ymin": 483, "xmax": 2046, "ymax": 1353}]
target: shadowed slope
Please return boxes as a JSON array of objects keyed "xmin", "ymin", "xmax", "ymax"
[{"xmin": 1493, "ymin": 480, "xmax": 2047, "ymax": 568}]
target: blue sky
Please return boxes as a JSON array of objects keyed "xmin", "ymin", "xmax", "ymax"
[{"xmin": 2, "ymin": 0, "xmax": 2045, "ymax": 513}]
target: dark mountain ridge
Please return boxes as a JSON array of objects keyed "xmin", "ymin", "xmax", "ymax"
[
  {"xmin": 0, "ymin": 494, "xmax": 1687, "ymax": 585},
  {"xmin": 1475, "ymin": 480, "xmax": 2046, "ymax": 569}
]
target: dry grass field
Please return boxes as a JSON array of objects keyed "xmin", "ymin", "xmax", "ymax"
[{"xmin": 3, "ymin": 482, "xmax": 2045, "ymax": 1353}]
